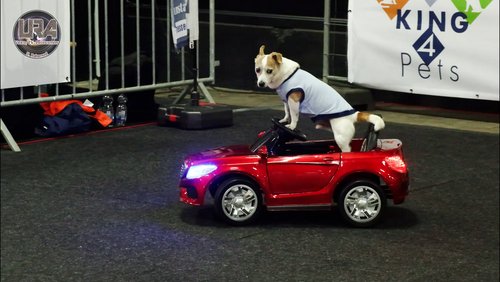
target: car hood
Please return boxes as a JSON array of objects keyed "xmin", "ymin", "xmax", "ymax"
[{"xmin": 187, "ymin": 145, "xmax": 255, "ymax": 161}]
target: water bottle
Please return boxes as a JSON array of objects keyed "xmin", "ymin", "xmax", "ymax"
[
  {"xmin": 115, "ymin": 94, "xmax": 128, "ymax": 127},
  {"xmin": 100, "ymin": 95, "xmax": 115, "ymax": 127}
]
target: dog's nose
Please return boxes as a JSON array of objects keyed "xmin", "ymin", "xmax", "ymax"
[{"xmin": 258, "ymin": 81, "xmax": 265, "ymax": 87}]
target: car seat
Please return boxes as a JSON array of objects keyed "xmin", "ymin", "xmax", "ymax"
[{"xmin": 360, "ymin": 123, "xmax": 379, "ymax": 152}]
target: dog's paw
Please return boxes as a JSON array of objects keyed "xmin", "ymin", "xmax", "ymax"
[
  {"xmin": 285, "ymin": 123, "xmax": 297, "ymax": 130},
  {"xmin": 374, "ymin": 123, "xmax": 385, "ymax": 132},
  {"xmin": 279, "ymin": 118, "xmax": 290, "ymax": 124}
]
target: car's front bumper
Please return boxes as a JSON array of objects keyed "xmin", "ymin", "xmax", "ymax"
[
  {"xmin": 179, "ymin": 176, "xmax": 212, "ymax": 206},
  {"xmin": 180, "ymin": 186, "xmax": 203, "ymax": 206}
]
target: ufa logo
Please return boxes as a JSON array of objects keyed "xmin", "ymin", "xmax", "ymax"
[{"xmin": 12, "ymin": 10, "xmax": 61, "ymax": 59}]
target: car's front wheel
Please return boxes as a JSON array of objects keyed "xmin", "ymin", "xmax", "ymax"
[
  {"xmin": 337, "ymin": 179, "xmax": 386, "ymax": 227},
  {"xmin": 214, "ymin": 178, "xmax": 262, "ymax": 225}
]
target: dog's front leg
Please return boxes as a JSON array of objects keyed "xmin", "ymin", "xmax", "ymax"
[
  {"xmin": 286, "ymin": 98, "xmax": 300, "ymax": 130},
  {"xmin": 279, "ymin": 102, "xmax": 290, "ymax": 124}
]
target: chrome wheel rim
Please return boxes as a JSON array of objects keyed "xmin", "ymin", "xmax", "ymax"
[
  {"xmin": 221, "ymin": 184, "xmax": 258, "ymax": 222},
  {"xmin": 344, "ymin": 186, "xmax": 381, "ymax": 223}
]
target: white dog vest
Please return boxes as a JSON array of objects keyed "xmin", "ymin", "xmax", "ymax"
[{"xmin": 276, "ymin": 69, "xmax": 355, "ymax": 122}]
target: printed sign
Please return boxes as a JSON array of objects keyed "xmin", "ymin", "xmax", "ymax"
[
  {"xmin": 348, "ymin": 0, "xmax": 499, "ymax": 101},
  {"xmin": 171, "ymin": 0, "xmax": 189, "ymax": 50},
  {"xmin": 0, "ymin": 0, "xmax": 70, "ymax": 89}
]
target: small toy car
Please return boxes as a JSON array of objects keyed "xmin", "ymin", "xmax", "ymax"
[{"xmin": 178, "ymin": 118, "xmax": 409, "ymax": 227}]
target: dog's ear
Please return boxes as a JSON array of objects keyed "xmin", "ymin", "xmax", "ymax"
[
  {"xmin": 271, "ymin": 52, "xmax": 283, "ymax": 64},
  {"xmin": 259, "ymin": 45, "xmax": 265, "ymax": 56}
]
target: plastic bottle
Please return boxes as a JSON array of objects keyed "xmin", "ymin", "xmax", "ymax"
[
  {"xmin": 115, "ymin": 94, "xmax": 128, "ymax": 127},
  {"xmin": 100, "ymin": 95, "xmax": 115, "ymax": 127}
]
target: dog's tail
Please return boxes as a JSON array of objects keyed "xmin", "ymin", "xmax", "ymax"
[{"xmin": 356, "ymin": 112, "xmax": 385, "ymax": 131}]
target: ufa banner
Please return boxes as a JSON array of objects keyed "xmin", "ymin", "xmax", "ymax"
[
  {"xmin": 0, "ymin": 0, "xmax": 70, "ymax": 89},
  {"xmin": 348, "ymin": 0, "xmax": 499, "ymax": 101}
]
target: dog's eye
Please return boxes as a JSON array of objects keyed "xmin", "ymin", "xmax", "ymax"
[
  {"xmin": 266, "ymin": 69, "xmax": 273, "ymax": 74},
  {"xmin": 255, "ymin": 68, "xmax": 261, "ymax": 73}
]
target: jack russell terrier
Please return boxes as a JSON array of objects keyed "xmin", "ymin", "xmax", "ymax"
[{"xmin": 255, "ymin": 45, "xmax": 385, "ymax": 152}]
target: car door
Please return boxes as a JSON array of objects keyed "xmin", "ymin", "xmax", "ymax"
[{"xmin": 266, "ymin": 152, "xmax": 341, "ymax": 194}]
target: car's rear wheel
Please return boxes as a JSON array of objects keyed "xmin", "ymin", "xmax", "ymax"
[
  {"xmin": 337, "ymin": 179, "xmax": 386, "ymax": 227},
  {"xmin": 214, "ymin": 178, "xmax": 262, "ymax": 225}
]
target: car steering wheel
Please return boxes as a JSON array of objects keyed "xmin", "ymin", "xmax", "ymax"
[{"xmin": 271, "ymin": 118, "xmax": 307, "ymax": 141}]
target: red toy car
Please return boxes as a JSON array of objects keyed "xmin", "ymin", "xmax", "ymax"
[{"xmin": 178, "ymin": 118, "xmax": 409, "ymax": 227}]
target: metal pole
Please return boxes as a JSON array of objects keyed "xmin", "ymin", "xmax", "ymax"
[
  {"xmin": 1, "ymin": 119, "xmax": 21, "ymax": 152},
  {"xmin": 209, "ymin": 0, "xmax": 215, "ymax": 81},
  {"xmin": 167, "ymin": 0, "xmax": 171, "ymax": 82},
  {"xmin": 104, "ymin": 0, "xmax": 109, "ymax": 89},
  {"xmin": 71, "ymin": 0, "xmax": 76, "ymax": 93},
  {"xmin": 151, "ymin": 0, "xmax": 156, "ymax": 84},
  {"xmin": 136, "ymin": 0, "xmax": 141, "ymax": 86},
  {"xmin": 190, "ymin": 42, "xmax": 199, "ymax": 106},
  {"xmin": 87, "ymin": 0, "xmax": 93, "ymax": 90},
  {"xmin": 181, "ymin": 48, "xmax": 185, "ymax": 80},
  {"xmin": 322, "ymin": 0, "xmax": 330, "ymax": 82},
  {"xmin": 94, "ymin": 0, "xmax": 101, "ymax": 79},
  {"xmin": 120, "ymin": 0, "xmax": 125, "ymax": 88},
  {"xmin": 0, "ymin": 78, "xmax": 214, "ymax": 107}
]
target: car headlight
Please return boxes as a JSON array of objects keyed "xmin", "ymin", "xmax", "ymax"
[{"xmin": 186, "ymin": 164, "xmax": 217, "ymax": 179}]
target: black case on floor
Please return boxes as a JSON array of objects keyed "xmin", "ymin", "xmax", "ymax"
[{"xmin": 158, "ymin": 104, "xmax": 233, "ymax": 129}]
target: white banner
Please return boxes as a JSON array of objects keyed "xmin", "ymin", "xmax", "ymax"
[
  {"xmin": 171, "ymin": 0, "xmax": 189, "ymax": 50},
  {"xmin": 187, "ymin": 0, "xmax": 199, "ymax": 49},
  {"xmin": 0, "ymin": 0, "xmax": 70, "ymax": 89},
  {"xmin": 348, "ymin": 0, "xmax": 499, "ymax": 101}
]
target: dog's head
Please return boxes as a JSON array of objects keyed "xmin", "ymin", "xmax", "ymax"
[{"xmin": 254, "ymin": 45, "xmax": 298, "ymax": 90}]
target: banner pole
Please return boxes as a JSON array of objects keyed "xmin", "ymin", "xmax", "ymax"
[{"xmin": 190, "ymin": 41, "xmax": 199, "ymax": 106}]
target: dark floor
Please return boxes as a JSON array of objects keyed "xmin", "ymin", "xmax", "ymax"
[{"xmin": 1, "ymin": 109, "xmax": 499, "ymax": 281}]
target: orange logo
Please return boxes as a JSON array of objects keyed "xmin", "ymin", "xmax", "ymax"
[{"xmin": 377, "ymin": 0, "xmax": 410, "ymax": 19}]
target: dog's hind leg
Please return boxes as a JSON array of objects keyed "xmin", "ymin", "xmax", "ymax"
[{"xmin": 330, "ymin": 118, "xmax": 355, "ymax": 152}]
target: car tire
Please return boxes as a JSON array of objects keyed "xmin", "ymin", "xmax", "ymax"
[
  {"xmin": 337, "ymin": 179, "xmax": 386, "ymax": 228},
  {"xmin": 214, "ymin": 178, "xmax": 262, "ymax": 226}
]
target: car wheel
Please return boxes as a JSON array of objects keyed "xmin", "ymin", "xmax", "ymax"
[
  {"xmin": 214, "ymin": 178, "xmax": 262, "ymax": 225},
  {"xmin": 338, "ymin": 179, "xmax": 386, "ymax": 227}
]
